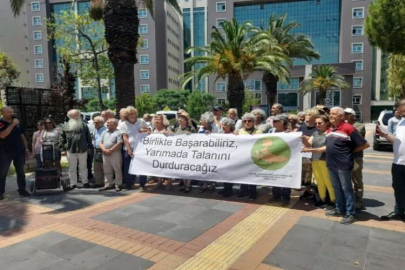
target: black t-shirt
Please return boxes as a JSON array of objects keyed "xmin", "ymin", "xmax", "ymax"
[
  {"xmin": 0, "ymin": 119, "xmax": 26, "ymax": 155},
  {"xmin": 298, "ymin": 124, "xmax": 317, "ymax": 137}
]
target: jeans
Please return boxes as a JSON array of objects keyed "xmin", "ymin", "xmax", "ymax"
[
  {"xmin": 0, "ymin": 151, "xmax": 26, "ymax": 194},
  {"xmin": 122, "ymin": 149, "xmax": 146, "ymax": 188},
  {"xmin": 328, "ymin": 167, "xmax": 355, "ymax": 215},
  {"xmin": 87, "ymin": 149, "xmax": 94, "ymax": 179},
  {"xmin": 35, "ymin": 154, "xmax": 42, "ymax": 168},
  {"xmin": 272, "ymin": 187, "xmax": 291, "ymax": 201},
  {"xmin": 392, "ymin": 163, "xmax": 405, "ymax": 215}
]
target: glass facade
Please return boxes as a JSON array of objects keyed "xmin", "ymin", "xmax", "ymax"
[
  {"xmin": 183, "ymin": 7, "xmax": 206, "ymax": 91},
  {"xmin": 234, "ymin": 0, "xmax": 341, "ymax": 65}
]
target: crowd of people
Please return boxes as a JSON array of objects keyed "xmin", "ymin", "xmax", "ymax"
[{"xmin": 0, "ymin": 98, "xmax": 404, "ymax": 225}]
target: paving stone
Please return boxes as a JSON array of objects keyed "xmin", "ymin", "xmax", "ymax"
[
  {"xmin": 168, "ymin": 196, "xmax": 200, "ymax": 204},
  {"xmin": 40, "ymin": 259, "xmax": 86, "ymax": 270},
  {"xmin": 5, "ymin": 249, "xmax": 61, "ymax": 270},
  {"xmin": 114, "ymin": 214, "xmax": 150, "ymax": 229},
  {"xmin": 132, "ymin": 208, "xmax": 167, "ymax": 219},
  {"xmin": 370, "ymin": 227, "xmax": 405, "ymax": 245},
  {"xmin": 319, "ymin": 242, "xmax": 367, "ymax": 266},
  {"xmin": 153, "ymin": 202, "xmax": 185, "ymax": 211},
  {"xmin": 181, "ymin": 210, "xmax": 231, "ymax": 230},
  {"xmin": 0, "ymin": 216, "xmax": 25, "ymax": 231},
  {"xmin": 136, "ymin": 198, "xmax": 167, "ymax": 207},
  {"xmin": 115, "ymin": 204, "xmax": 151, "ymax": 215},
  {"xmin": 296, "ymin": 216, "xmax": 334, "ymax": 231},
  {"xmin": 43, "ymin": 238, "xmax": 95, "ymax": 260},
  {"xmin": 190, "ymin": 198, "xmax": 221, "ymax": 208},
  {"xmin": 96, "ymin": 253, "xmax": 153, "ymax": 270},
  {"xmin": 0, "ymin": 243, "xmax": 37, "ymax": 264},
  {"xmin": 69, "ymin": 245, "xmax": 122, "ymax": 269},
  {"xmin": 282, "ymin": 225, "xmax": 329, "ymax": 243},
  {"xmin": 312, "ymin": 255, "xmax": 363, "ymax": 270},
  {"xmin": 364, "ymin": 251, "xmax": 405, "ymax": 270},
  {"xmin": 92, "ymin": 210, "xmax": 132, "ymax": 224},
  {"xmin": 159, "ymin": 225, "xmax": 205, "ymax": 242},
  {"xmin": 325, "ymin": 231, "xmax": 369, "ymax": 250},
  {"xmin": 367, "ymin": 238, "xmax": 405, "ymax": 259},
  {"xmin": 175, "ymin": 204, "xmax": 208, "ymax": 215},
  {"xmin": 330, "ymin": 222, "xmax": 370, "ymax": 238},
  {"xmin": 24, "ymin": 232, "xmax": 71, "ymax": 250},
  {"xmin": 131, "ymin": 220, "xmax": 177, "ymax": 235},
  {"xmin": 154, "ymin": 211, "xmax": 197, "ymax": 225},
  {"xmin": 211, "ymin": 202, "xmax": 244, "ymax": 213}
]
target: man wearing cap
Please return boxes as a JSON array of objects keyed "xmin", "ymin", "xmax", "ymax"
[{"xmin": 344, "ymin": 108, "xmax": 366, "ymax": 210}]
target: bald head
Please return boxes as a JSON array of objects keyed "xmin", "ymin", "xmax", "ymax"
[{"xmin": 0, "ymin": 106, "xmax": 14, "ymax": 119}]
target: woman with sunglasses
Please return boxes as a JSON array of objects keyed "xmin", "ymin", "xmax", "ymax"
[
  {"xmin": 301, "ymin": 115, "xmax": 336, "ymax": 209},
  {"xmin": 32, "ymin": 120, "xmax": 44, "ymax": 168},
  {"xmin": 40, "ymin": 118, "xmax": 62, "ymax": 174},
  {"xmin": 236, "ymin": 113, "xmax": 262, "ymax": 200}
]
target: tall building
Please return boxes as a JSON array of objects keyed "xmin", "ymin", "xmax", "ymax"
[
  {"xmin": 1, "ymin": 0, "xmax": 183, "ymax": 99},
  {"xmin": 180, "ymin": 0, "xmax": 393, "ymax": 122}
]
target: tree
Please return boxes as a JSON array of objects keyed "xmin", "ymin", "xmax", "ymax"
[
  {"xmin": 299, "ymin": 65, "xmax": 350, "ymax": 105},
  {"xmin": 365, "ymin": 0, "xmax": 405, "ymax": 54},
  {"xmin": 86, "ymin": 98, "xmax": 116, "ymax": 112},
  {"xmin": 182, "ymin": 19, "xmax": 290, "ymax": 117},
  {"xmin": 0, "ymin": 52, "xmax": 20, "ymax": 87},
  {"xmin": 243, "ymin": 90, "xmax": 260, "ymax": 114},
  {"xmin": 48, "ymin": 8, "xmax": 113, "ymax": 112},
  {"xmin": 154, "ymin": 89, "xmax": 190, "ymax": 111},
  {"xmin": 186, "ymin": 91, "xmax": 216, "ymax": 119},
  {"xmin": 259, "ymin": 14, "xmax": 320, "ymax": 107},
  {"xmin": 388, "ymin": 54, "xmax": 405, "ymax": 98},
  {"xmin": 135, "ymin": 93, "xmax": 158, "ymax": 116}
]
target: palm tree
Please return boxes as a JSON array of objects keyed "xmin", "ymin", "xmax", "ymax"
[
  {"xmin": 258, "ymin": 14, "xmax": 320, "ymax": 107},
  {"xmin": 10, "ymin": 0, "xmax": 180, "ymax": 110},
  {"xmin": 299, "ymin": 65, "xmax": 350, "ymax": 105},
  {"xmin": 181, "ymin": 19, "xmax": 290, "ymax": 116}
]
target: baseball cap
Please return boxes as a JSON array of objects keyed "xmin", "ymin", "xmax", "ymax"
[
  {"xmin": 213, "ymin": 106, "xmax": 223, "ymax": 111},
  {"xmin": 344, "ymin": 108, "xmax": 356, "ymax": 115}
]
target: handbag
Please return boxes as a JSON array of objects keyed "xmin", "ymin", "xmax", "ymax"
[{"xmin": 94, "ymin": 149, "xmax": 103, "ymax": 162}]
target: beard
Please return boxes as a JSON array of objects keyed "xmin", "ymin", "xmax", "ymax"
[{"xmin": 67, "ymin": 118, "xmax": 83, "ymax": 132}]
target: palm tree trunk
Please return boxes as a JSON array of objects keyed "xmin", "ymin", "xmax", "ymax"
[
  {"xmin": 227, "ymin": 72, "xmax": 245, "ymax": 118},
  {"xmin": 113, "ymin": 62, "xmax": 135, "ymax": 109},
  {"xmin": 319, "ymin": 89, "xmax": 327, "ymax": 106},
  {"xmin": 263, "ymin": 71, "xmax": 278, "ymax": 111}
]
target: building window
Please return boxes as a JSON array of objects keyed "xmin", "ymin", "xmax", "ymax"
[
  {"xmin": 216, "ymin": 82, "xmax": 226, "ymax": 92},
  {"xmin": 35, "ymin": 73, "xmax": 44, "ymax": 83},
  {"xmin": 352, "ymin": 26, "xmax": 363, "ymax": 36},
  {"xmin": 217, "ymin": 99, "xmax": 226, "ymax": 105},
  {"xmin": 216, "ymin": 18, "xmax": 226, "ymax": 28},
  {"xmin": 353, "ymin": 60, "xmax": 363, "ymax": 71},
  {"xmin": 355, "ymin": 112, "xmax": 362, "ymax": 122},
  {"xmin": 32, "ymin": 16, "xmax": 42, "ymax": 26},
  {"xmin": 138, "ymin": 8, "xmax": 147, "ymax": 18},
  {"xmin": 139, "ymin": 55, "xmax": 149, "ymax": 64},
  {"xmin": 35, "ymin": 59, "xmax": 43, "ymax": 69},
  {"xmin": 353, "ymin": 94, "xmax": 362, "ymax": 105},
  {"xmin": 353, "ymin": 77, "xmax": 363, "ymax": 88},
  {"xmin": 33, "ymin": 31, "xmax": 42, "ymax": 40},
  {"xmin": 216, "ymin": 2, "xmax": 226, "ymax": 12},
  {"xmin": 139, "ymin": 24, "xmax": 148, "ymax": 34},
  {"xmin": 277, "ymin": 78, "xmax": 299, "ymax": 90},
  {"xmin": 315, "ymin": 91, "xmax": 341, "ymax": 107},
  {"xmin": 277, "ymin": 92, "xmax": 298, "ymax": 108},
  {"xmin": 352, "ymin": 8, "xmax": 364, "ymax": 19},
  {"xmin": 352, "ymin": 43, "xmax": 363, "ymax": 54},
  {"xmin": 140, "ymin": 39, "xmax": 148, "ymax": 49},
  {"xmin": 140, "ymin": 70, "xmax": 150, "ymax": 79},
  {"xmin": 244, "ymin": 79, "xmax": 261, "ymax": 91},
  {"xmin": 31, "ymin": 1, "xmax": 40, "ymax": 11},
  {"xmin": 140, "ymin": 84, "xmax": 150, "ymax": 93},
  {"xmin": 34, "ymin": 45, "xmax": 43, "ymax": 55}
]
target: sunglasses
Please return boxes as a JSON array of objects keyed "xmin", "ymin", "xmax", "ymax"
[{"xmin": 243, "ymin": 120, "xmax": 253, "ymax": 123}]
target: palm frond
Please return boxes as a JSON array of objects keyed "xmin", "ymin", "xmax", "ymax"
[{"xmin": 10, "ymin": 0, "xmax": 25, "ymax": 16}]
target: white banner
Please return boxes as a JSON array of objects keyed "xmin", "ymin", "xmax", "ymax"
[{"xmin": 129, "ymin": 133, "xmax": 303, "ymax": 188}]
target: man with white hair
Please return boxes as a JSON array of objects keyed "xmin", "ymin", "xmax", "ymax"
[
  {"xmin": 92, "ymin": 116, "xmax": 106, "ymax": 187},
  {"xmin": 226, "ymin": 108, "xmax": 243, "ymax": 130},
  {"xmin": 325, "ymin": 107, "xmax": 369, "ymax": 224},
  {"xmin": 60, "ymin": 109, "xmax": 94, "ymax": 189},
  {"xmin": 0, "ymin": 106, "xmax": 31, "ymax": 199}
]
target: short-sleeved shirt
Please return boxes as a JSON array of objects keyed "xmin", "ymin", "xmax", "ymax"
[
  {"xmin": 238, "ymin": 128, "xmax": 263, "ymax": 135},
  {"xmin": 311, "ymin": 131, "xmax": 326, "ymax": 161},
  {"xmin": 0, "ymin": 118, "xmax": 25, "ymax": 155},
  {"xmin": 93, "ymin": 126, "xmax": 107, "ymax": 149},
  {"xmin": 101, "ymin": 129, "xmax": 122, "ymax": 149},
  {"xmin": 393, "ymin": 118, "xmax": 405, "ymax": 166},
  {"xmin": 298, "ymin": 124, "xmax": 317, "ymax": 137},
  {"xmin": 119, "ymin": 119, "xmax": 149, "ymax": 150},
  {"xmin": 388, "ymin": 117, "xmax": 401, "ymax": 134},
  {"xmin": 353, "ymin": 122, "xmax": 366, "ymax": 159},
  {"xmin": 326, "ymin": 122, "xmax": 367, "ymax": 170}
]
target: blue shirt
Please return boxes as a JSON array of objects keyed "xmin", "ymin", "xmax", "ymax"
[
  {"xmin": 0, "ymin": 118, "xmax": 25, "ymax": 155},
  {"xmin": 93, "ymin": 126, "xmax": 107, "ymax": 149}
]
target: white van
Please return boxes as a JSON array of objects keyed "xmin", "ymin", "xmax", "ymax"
[{"xmin": 155, "ymin": 110, "xmax": 178, "ymax": 121}]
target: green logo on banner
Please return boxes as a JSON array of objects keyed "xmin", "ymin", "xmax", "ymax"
[{"xmin": 251, "ymin": 136, "xmax": 291, "ymax": 170}]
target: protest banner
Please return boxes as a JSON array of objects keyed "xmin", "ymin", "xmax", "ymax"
[{"xmin": 129, "ymin": 133, "xmax": 303, "ymax": 188}]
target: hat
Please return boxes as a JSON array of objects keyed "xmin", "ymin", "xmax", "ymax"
[
  {"xmin": 344, "ymin": 108, "xmax": 356, "ymax": 115},
  {"xmin": 213, "ymin": 106, "xmax": 223, "ymax": 111},
  {"xmin": 273, "ymin": 114, "xmax": 289, "ymax": 123}
]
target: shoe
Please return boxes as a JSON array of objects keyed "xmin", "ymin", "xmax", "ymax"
[
  {"xmin": 199, "ymin": 188, "xmax": 207, "ymax": 193},
  {"xmin": 325, "ymin": 202, "xmax": 336, "ymax": 211},
  {"xmin": 325, "ymin": 209, "xmax": 345, "ymax": 217},
  {"xmin": 341, "ymin": 214, "xmax": 356, "ymax": 225},
  {"xmin": 237, "ymin": 193, "xmax": 248, "ymax": 199},
  {"xmin": 80, "ymin": 183, "xmax": 90, "ymax": 189},
  {"xmin": 18, "ymin": 190, "xmax": 31, "ymax": 197},
  {"xmin": 115, "ymin": 185, "xmax": 122, "ymax": 192},
  {"xmin": 281, "ymin": 199, "xmax": 290, "ymax": 206},
  {"xmin": 0, "ymin": 194, "xmax": 4, "ymax": 200},
  {"xmin": 140, "ymin": 185, "xmax": 145, "ymax": 191},
  {"xmin": 184, "ymin": 187, "xmax": 191, "ymax": 193},
  {"xmin": 125, "ymin": 184, "xmax": 134, "ymax": 190},
  {"xmin": 98, "ymin": 185, "xmax": 113, "ymax": 191},
  {"xmin": 312, "ymin": 201, "xmax": 328, "ymax": 209},
  {"xmin": 69, "ymin": 185, "xmax": 77, "ymax": 190},
  {"xmin": 268, "ymin": 196, "xmax": 281, "ymax": 203},
  {"xmin": 299, "ymin": 191, "xmax": 312, "ymax": 200},
  {"xmin": 165, "ymin": 184, "xmax": 172, "ymax": 191},
  {"xmin": 381, "ymin": 212, "xmax": 405, "ymax": 221}
]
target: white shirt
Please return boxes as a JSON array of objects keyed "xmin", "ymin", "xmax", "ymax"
[
  {"xmin": 118, "ymin": 119, "xmax": 149, "ymax": 150},
  {"xmin": 394, "ymin": 118, "xmax": 405, "ymax": 165}
]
